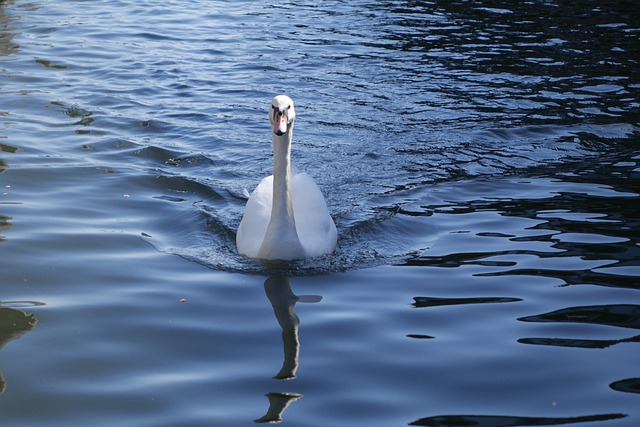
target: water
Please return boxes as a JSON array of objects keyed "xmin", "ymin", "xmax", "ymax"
[{"xmin": 0, "ymin": 0, "xmax": 638, "ymax": 425}]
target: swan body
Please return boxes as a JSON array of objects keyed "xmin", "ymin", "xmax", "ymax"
[{"xmin": 236, "ymin": 95, "xmax": 337, "ymax": 260}]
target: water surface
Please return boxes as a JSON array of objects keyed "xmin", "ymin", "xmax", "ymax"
[{"xmin": 0, "ymin": 0, "xmax": 638, "ymax": 426}]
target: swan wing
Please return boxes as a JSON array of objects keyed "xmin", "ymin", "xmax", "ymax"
[
  {"xmin": 292, "ymin": 172, "xmax": 337, "ymax": 257},
  {"xmin": 236, "ymin": 175, "xmax": 273, "ymax": 258}
]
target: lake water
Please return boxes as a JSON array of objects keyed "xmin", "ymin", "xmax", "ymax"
[{"xmin": 0, "ymin": 0, "xmax": 639, "ymax": 426}]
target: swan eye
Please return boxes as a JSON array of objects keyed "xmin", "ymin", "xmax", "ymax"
[{"xmin": 272, "ymin": 105, "xmax": 291, "ymax": 122}]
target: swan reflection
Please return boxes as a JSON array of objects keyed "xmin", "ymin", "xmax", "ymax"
[
  {"xmin": 263, "ymin": 274, "xmax": 321, "ymax": 380},
  {"xmin": 255, "ymin": 275, "xmax": 321, "ymax": 423},
  {"xmin": 254, "ymin": 392, "xmax": 303, "ymax": 424}
]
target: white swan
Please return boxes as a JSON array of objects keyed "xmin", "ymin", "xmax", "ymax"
[{"xmin": 236, "ymin": 95, "xmax": 337, "ymax": 260}]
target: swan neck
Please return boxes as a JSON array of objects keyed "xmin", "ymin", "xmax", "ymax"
[
  {"xmin": 257, "ymin": 128, "xmax": 305, "ymax": 259},
  {"xmin": 271, "ymin": 130, "xmax": 295, "ymax": 223}
]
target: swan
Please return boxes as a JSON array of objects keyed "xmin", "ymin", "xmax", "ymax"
[{"xmin": 236, "ymin": 95, "xmax": 337, "ymax": 260}]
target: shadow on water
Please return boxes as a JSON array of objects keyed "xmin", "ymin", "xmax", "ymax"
[{"xmin": 254, "ymin": 274, "xmax": 321, "ymax": 424}]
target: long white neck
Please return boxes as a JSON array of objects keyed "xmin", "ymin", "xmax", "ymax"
[
  {"xmin": 258, "ymin": 127, "xmax": 305, "ymax": 260},
  {"xmin": 272, "ymin": 130, "xmax": 296, "ymax": 227}
]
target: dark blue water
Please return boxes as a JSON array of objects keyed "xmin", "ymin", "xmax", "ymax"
[{"xmin": 0, "ymin": 0, "xmax": 638, "ymax": 426}]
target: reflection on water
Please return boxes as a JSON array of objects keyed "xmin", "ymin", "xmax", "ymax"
[
  {"xmin": 403, "ymin": 164, "xmax": 639, "ymax": 294},
  {"xmin": 365, "ymin": 0, "xmax": 640, "ymax": 190},
  {"xmin": 0, "ymin": 214, "xmax": 11, "ymax": 243},
  {"xmin": 519, "ymin": 334, "xmax": 640, "ymax": 350},
  {"xmin": 0, "ymin": 2, "xmax": 18, "ymax": 57},
  {"xmin": 0, "ymin": 302, "xmax": 40, "ymax": 393},
  {"xmin": 254, "ymin": 392, "xmax": 303, "ymax": 424},
  {"xmin": 409, "ymin": 413, "xmax": 627, "ymax": 427},
  {"xmin": 255, "ymin": 275, "xmax": 321, "ymax": 423},
  {"xmin": 0, "ymin": 0, "xmax": 637, "ymax": 425},
  {"xmin": 518, "ymin": 305, "xmax": 640, "ymax": 349},
  {"xmin": 412, "ymin": 296, "xmax": 522, "ymax": 308},
  {"xmin": 52, "ymin": 102, "xmax": 95, "ymax": 134},
  {"xmin": 519, "ymin": 304, "xmax": 640, "ymax": 330},
  {"xmin": 610, "ymin": 378, "xmax": 640, "ymax": 395},
  {"xmin": 264, "ymin": 275, "xmax": 302, "ymax": 380}
]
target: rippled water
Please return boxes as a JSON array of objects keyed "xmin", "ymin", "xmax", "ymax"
[{"xmin": 0, "ymin": 0, "xmax": 639, "ymax": 426}]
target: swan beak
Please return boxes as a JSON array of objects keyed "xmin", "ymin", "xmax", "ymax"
[{"xmin": 273, "ymin": 111, "xmax": 288, "ymax": 136}]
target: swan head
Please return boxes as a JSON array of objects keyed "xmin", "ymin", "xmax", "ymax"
[{"xmin": 269, "ymin": 95, "xmax": 296, "ymax": 136}]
